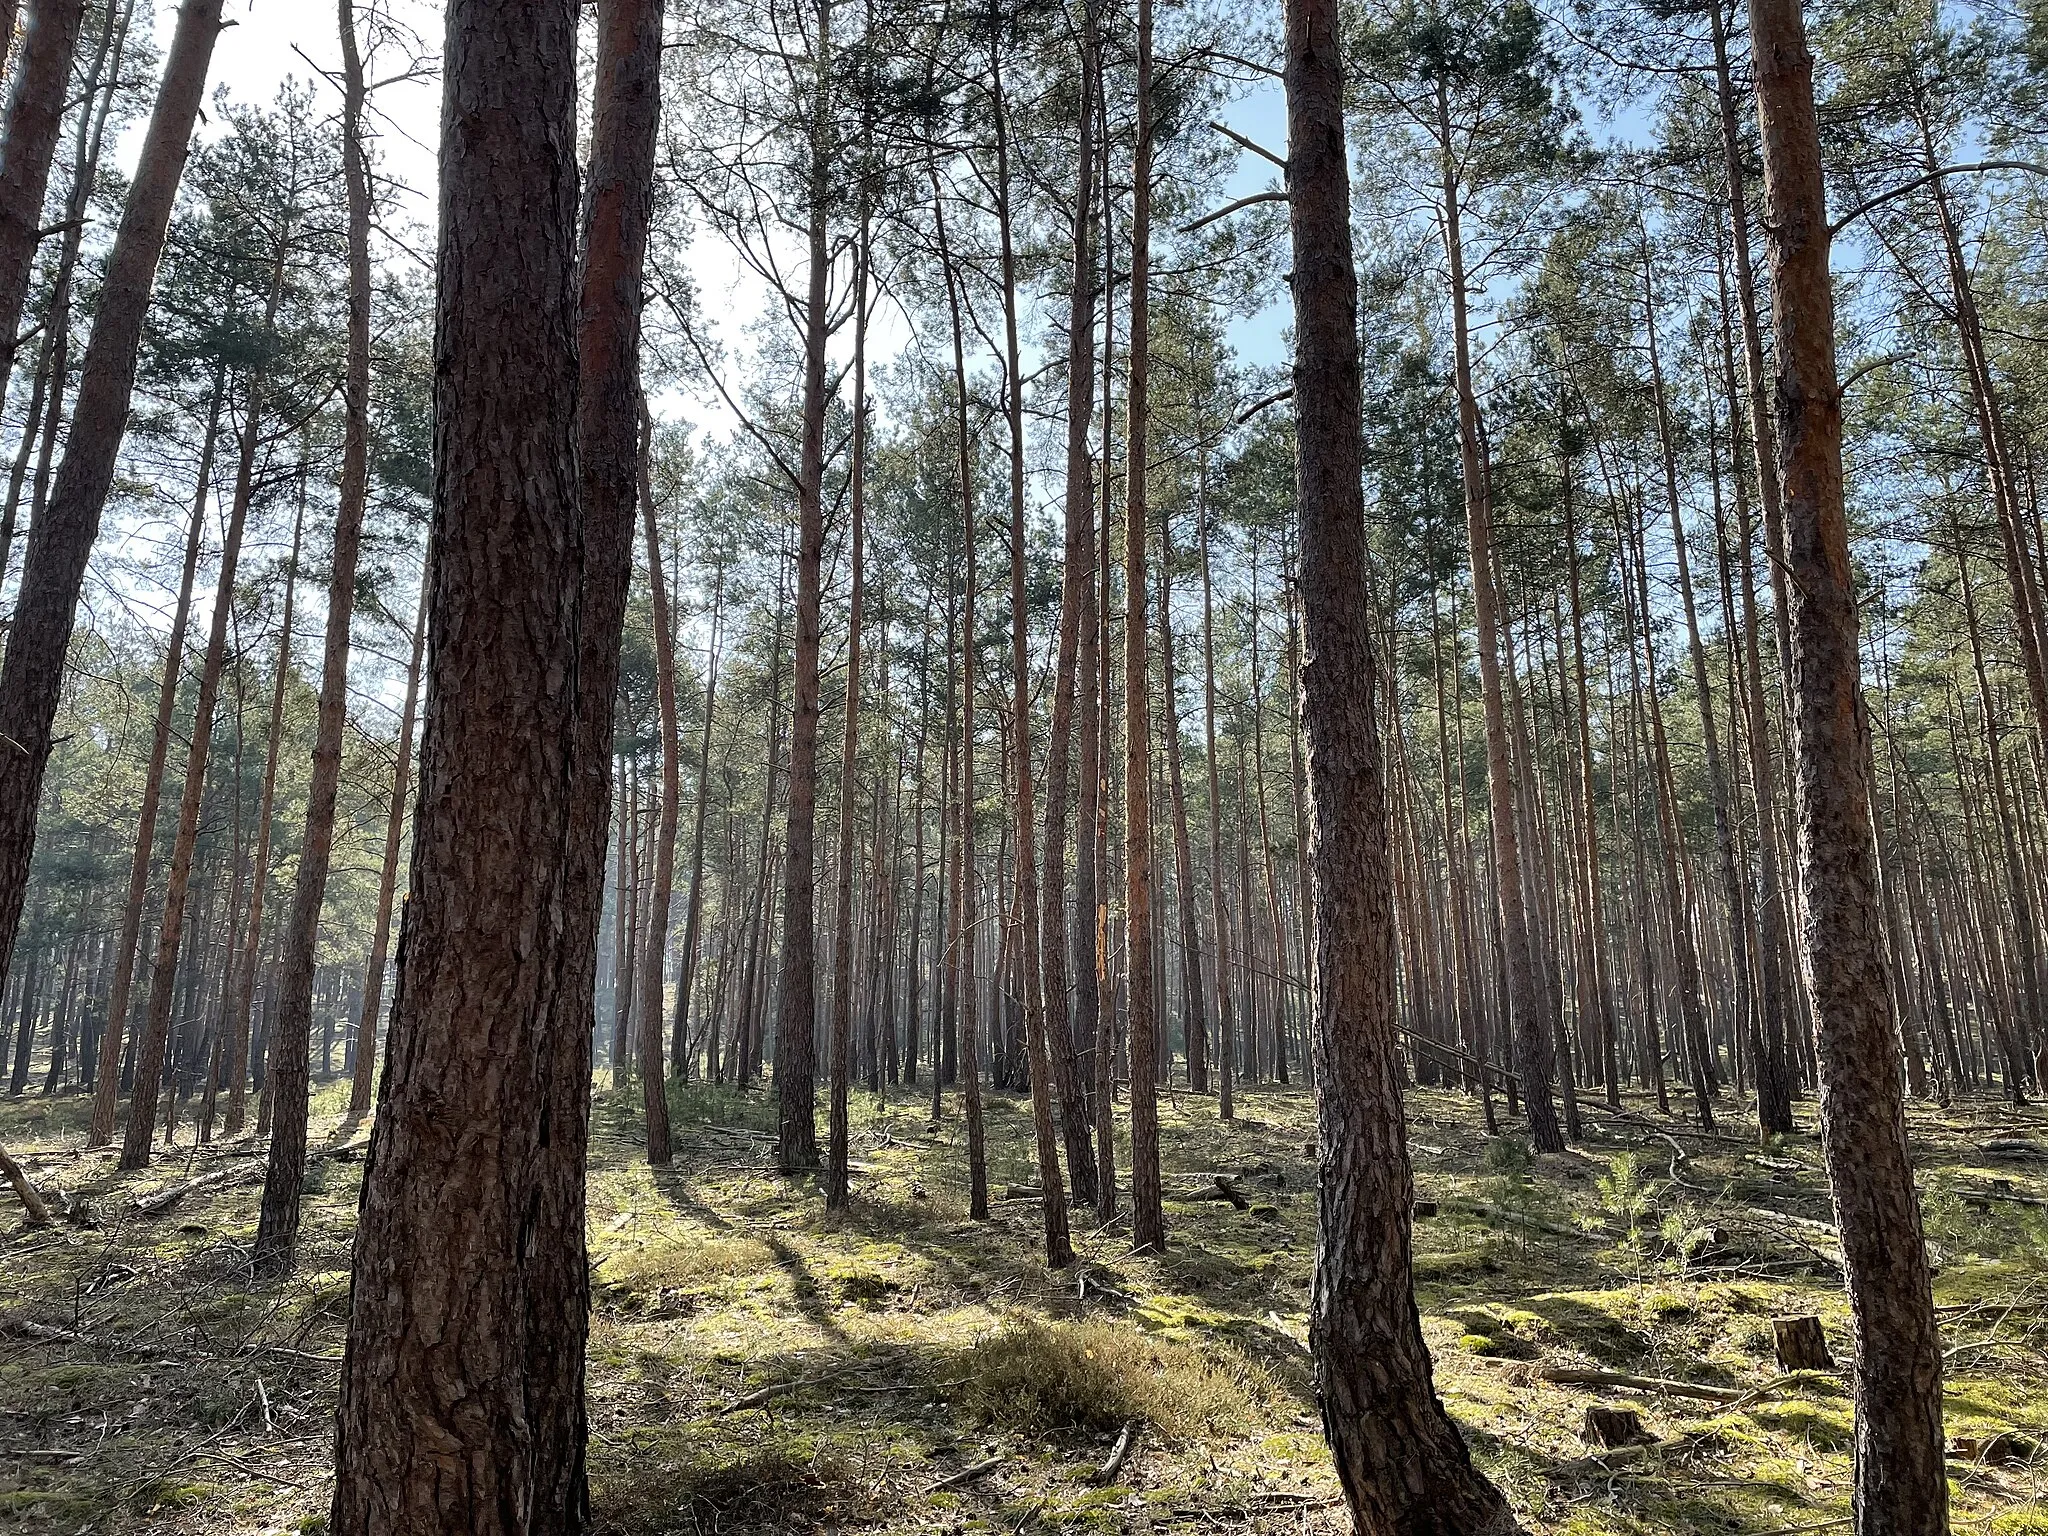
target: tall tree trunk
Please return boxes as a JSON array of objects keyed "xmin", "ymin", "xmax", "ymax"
[
  {"xmin": 1123, "ymin": 0, "xmax": 1165, "ymax": 1252},
  {"xmin": 934, "ymin": 179, "xmax": 988, "ymax": 1217},
  {"xmin": 637, "ymin": 423, "xmax": 678, "ymax": 1165},
  {"xmin": 0, "ymin": 0, "xmax": 224, "ymax": 1027},
  {"xmin": 0, "ymin": 0, "xmax": 88, "ymax": 384},
  {"xmin": 1287, "ymin": 1, "xmax": 1519, "ymax": 1524},
  {"xmin": 1436, "ymin": 82, "xmax": 1561, "ymax": 1153},
  {"xmin": 990, "ymin": 42, "xmax": 1072, "ymax": 1266},
  {"xmin": 87, "ymin": 367, "xmax": 223, "ymax": 1146},
  {"xmin": 223, "ymin": 491, "xmax": 304, "ymax": 1137},
  {"xmin": 670, "ymin": 563, "xmax": 724, "ymax": 1083},
  {"xmin": 772, "ymin": 0, "xmax": 833, "ymax": 1176},
  {"xmin": 1159, "ymin": 507, "xmax": 1208, "ymax": 1104},
  {"xmin": 347, "ymin": 554, "xmax": 428, "ymax": 1120},
  {"xmin": 1199, "ymin": 501, "xmax": 1237, "ymax": 1121},
  {"xmin": 121, "ymin": 320, "xmax": 279, "ymax": 1172},
  {"xmin": 1747, "ymin": 2, "xmax": 1948, "ymax": 1527},
  {"xmin": 328, "ymin": 0, "xmax": 588, "ymax": 1531},
  {"xmin": 826, "ymin": 234, "xmax": 867, "ymax": 1212},
  {"xmin": 1041, "ymin": 0, "xmax": 1101, "ymax": 1209}
]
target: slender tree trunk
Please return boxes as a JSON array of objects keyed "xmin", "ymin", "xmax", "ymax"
[
  {"xmin": 1123, "ymin": 0, "xmax": 1165, "ymax": 1252},
  {"xmin": 0, "ymin": 0, "xmax": 223, "ymax": 1025},
  {"xmin": 827, "ymin": 235, "xmax": 867, "ymax": 1212},
  {"xmin": 1199, "ymin": 501, "xmax": 1237, "ymax": 1121},
  {"xmin": 1436, "ymin": 84, "xmax": 1560, "ymax": 1153},
  {"xmin": 1041, "ymin": 0, "xmax": 1101, "ymax": 1208},
  {"xmin": 772, "ymin": 0, "xmax": 833, "ymax": 1176},
  {"xmin": 223, "ymin": 489, "xmax": 304, "ymax": 1137},
  {"xmin": 637, "ymin": 423, "xmax": 679, "ymax": 1166},
  {"xmin": 328, "ymin": 1, "xmax": 588, "ymax": 1530},
  {"xmin": 1287, "ymin": 3, "xmax": 1520, "ymax": 1525},
  {"xmin": 122, "ymin": 332, "xmax": 279, "ymax": 1171},
  {"xmin": 347, "ymin": 554, "xmax": 428, "ymax": 1119},
  {"xmin": 670, "ymin": 563, "xmax": 724, "ymax": 1082},
  {"xmin": 1747, "ymin": 4, "xmax": 1948, "ymax": 1527},
  {"xmin": 87, "ymin": 369, "xmax": 222, "ymax": 1145}
]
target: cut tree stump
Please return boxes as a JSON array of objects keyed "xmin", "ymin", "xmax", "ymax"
[
  {"xmin": 1773, "ymin": 1316, "xmax": 1834, "ymax": 1371},
  {"xmin": 1582, "ymin": 1404, "xmax": 1650, "ymax": 1449}
]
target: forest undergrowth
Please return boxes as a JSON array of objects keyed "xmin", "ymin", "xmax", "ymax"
[{"xmin": 2, "ymin": 1082, "xmax": 2045, "ymax": 1535}]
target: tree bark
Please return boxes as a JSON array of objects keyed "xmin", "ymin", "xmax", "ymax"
[
  {"xmin": 1124, "ymin": 0, "xmax": 1165, "ymax": 1253},
  {"xmin": 0, "ymin": 0, "xmax": 224, "ymax": 1038},
  {"xmin": 1747, "ymin": 2, "xmax": 1949, "ymax": 1527},
  {"xmin": 327, "ymin": 2, "xmax": 588, "ymax": 1532},
  {"xmin": 1287, "ymin": 0, "xmax": 1520, "ymax": 1525},
  {"xmin": 0, "ymin": 0, "xmax": 88, "ymax": 385}
]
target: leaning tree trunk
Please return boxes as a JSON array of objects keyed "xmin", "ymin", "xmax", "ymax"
[
  {"xmin": 0, "ymin": 0, "xmax": 88, "ymax": 384},
  {"xmin": 1747, "ymin": 2, "xmax": 1948, "ymax": 1530},
  {"xmin": 122, "ymin": 328, "xmax": 278, "ymax": 1172},
  {"xmin": 327, "ymin": 1, "xmax": 589, "ymax": 1532},
  {"xmin": 87, "ymin": 371, "xmax": 222, "ymax": 1147},
  {"xmin": 0, "ymin": 0, "xmax": 225, "ymax": 1033},
  {"xmin": 1286, "ymin": 2, "xmax": 1521, "ymax": 1526}
]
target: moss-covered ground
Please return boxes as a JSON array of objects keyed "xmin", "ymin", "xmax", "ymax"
[{"xmin": 2, "ymin": 1077, "xmax": 2044, "ymax": 1532}]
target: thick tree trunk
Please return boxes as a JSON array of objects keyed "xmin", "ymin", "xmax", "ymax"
[
  {"xmin": 1747, "ymin": 2, "xmax": 1949, "ymax": 1528},
  {"xmin": 1287, "ymin": 1, "xmax": 1519, "ymax": 1525},
  {"xmin": 0, "ymin": 0, "xmax": 88, "ymax": 384},
  {"xmin": 0, "ymin": 0, "xmax": 223, "ymax": 1032},
  {"xmin": 327, "ymin": 2, "xmax": 588, "ymax": 1532}
]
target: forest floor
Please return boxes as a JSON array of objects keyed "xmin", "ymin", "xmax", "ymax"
[{"xmin": 1, "ymin": 1076, "xmax": 2046, "ymax": 1535}]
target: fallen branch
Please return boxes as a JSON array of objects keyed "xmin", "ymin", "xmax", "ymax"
[
  {"xmin": 1537, "ymin": 1366, "xmax": 1745, "ymax": 1403},
  {"xmin": 926, "ymin": 1453, "xmax": 1004, "ymax": 1493},
  {"xmin": 721, "ymin": 1368, "xmax": 848, "ymax": 1415},
  {"xmin": 0, "ymin": 1141, "xmax": 51, "ymax": 1226},
  {"xmin": 1092, "ymin": 1421, "xmax": 1140, "ymax": 1484},
  {"xmin": 132, "ymin": 1164, "xmax": 261, "ymax": 1216}
]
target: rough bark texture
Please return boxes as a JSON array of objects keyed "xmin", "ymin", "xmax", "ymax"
[
  {"xmin": 0, "ymin": 0, "xmax": 224, "ymax": 1035},
  {"xmin": 1746, "ymin": 1, "xmax": 1948, "ymax": 1530},
  {"xmin": 0, "ymin": 0, "xmax": 88, "ymax": 384},
  {"xmin": 327, "ymin": 2, "xmax": 587, "ymax": 1531},
  {"xmin": 1286, "ymin": 0, "xmax": 1522, "ymax": 1528}
]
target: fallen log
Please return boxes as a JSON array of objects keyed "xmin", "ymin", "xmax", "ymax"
[
  {"xmin": 926, "ymin": 1454, "xmax": 1004, "ymax": 1493},
  {"xmin": 1538, "ymin": 1366, "xmax": 1745, "ymax": 1403},
  {"xmin": 1093, "ymin": 1421, "xmax": 1141, "ymax": 1484}
]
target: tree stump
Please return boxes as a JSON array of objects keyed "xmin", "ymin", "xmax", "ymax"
[
  {"xmin": 1773, "ymin": 1315, "xmax": 1834, "ymax": 1371},
  {"xmin": 1582, "ymin": 1404, "xmax": 1649, "ymax": 1449}
]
